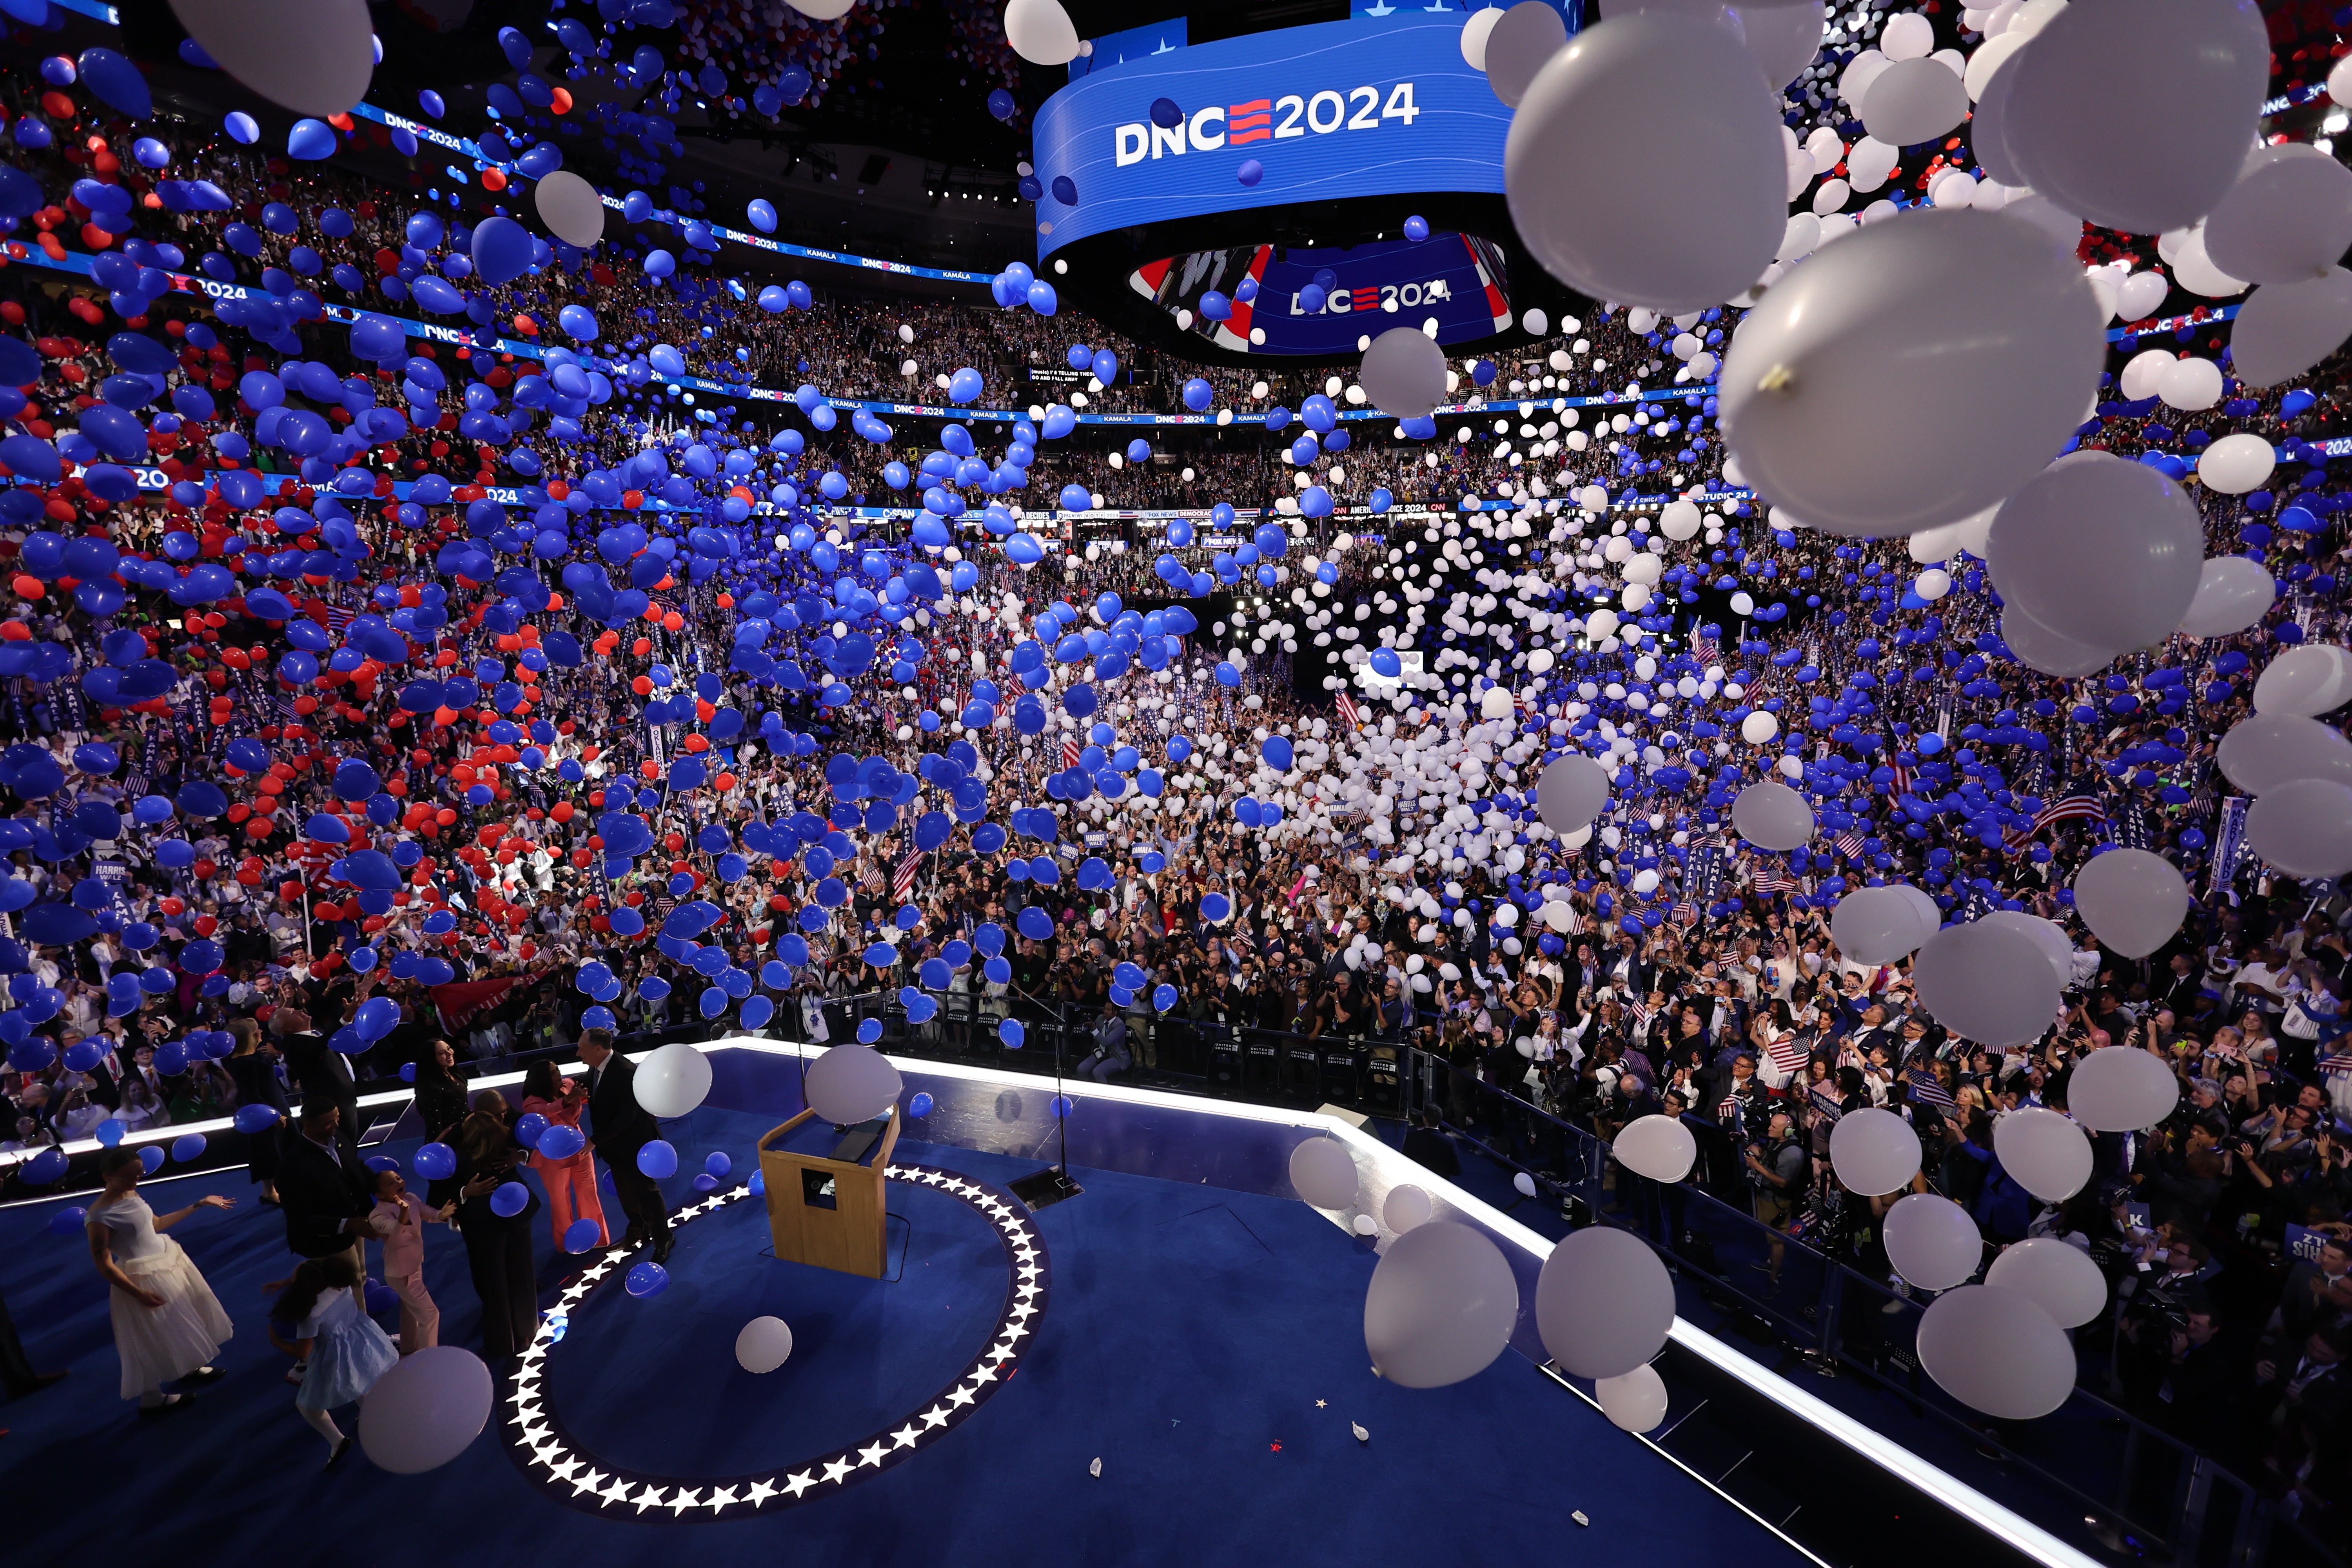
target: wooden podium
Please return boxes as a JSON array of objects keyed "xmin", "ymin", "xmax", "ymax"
[{"xmin": 755, "ymin": 1107, "xmax": 900, "ymax": 1278}]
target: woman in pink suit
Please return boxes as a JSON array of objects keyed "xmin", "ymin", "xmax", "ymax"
[{"xmin": 521, "ymin": 1059, "xmax": 608, "ymax": 1250}]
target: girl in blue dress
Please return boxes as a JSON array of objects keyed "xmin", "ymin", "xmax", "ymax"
[{"xmin": 270, "ymin": 1254, "xmax": 398, "ymax": 1467}]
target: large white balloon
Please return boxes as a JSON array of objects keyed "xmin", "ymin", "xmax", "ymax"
[
  {"xmin": 2176, "ymin": 556, "xmax": 2277, "ymax": 637},
  {"xmin": 1739, "ymin": 0, "xmax": 1827, "ymax": 89},
  {"xmin": 1992, "ymin": 1108, "xmax": 2094, "ymax": 1204},
  {"xmin": 358, "ymin": 1346, "xmax": 495, "ymax": 1473},
  {"xmin": 534, "ymin": 171, "xmax": 608, "ymax": 248},
  {"xmin": 2001, "ymin": 0, "xmax": 2270, "ymax": 236},
  {"xmin": 170, "ymin": 0, "xmax": 375, "ymax": 117},
  {"xmin": 1860, "ymin": 56, "xmax": 1969, "ymax": 145},
  {"xmin": 1615, "ymin": 1114, "xmax": 1697, "ymax": 1183},
  {"xmin": 1829, "ymin": 1107, "xmax": 1923, "ymax": 1197},
  {"xmin": 2254, "ymin": 645, "xmax": 2352, "ymax": 719},
  {"xmin": 1363, "ymin": 1221, "xmax": 1520, "ymax": 1388},
  {"xmin": 2203, "ymin": 144, "xmax": 2352, "ymax": 285},
  {"xmin": 1730, "ymin": 780, "xmax": 1815, "ymax": 852},
  {"xmin": 634, "ymin": 1042, "xmax": 713, "ymax": 1118},
  {"xmin": 2070, "ymin": 849, "xmax": 2189, "ymax": 958},
  {"xmin": 735, "ymin": 1316, "xmax": 795, "ymax": 1373},
  {"xmin": 2247, "ymin": 779, "xmax": 2352, "ymax": 879},
  {"xmin": 1004, "ymin": 0, "xmax": 1082, "ymax": 65},
  {"xmin": 804, "ymin": 1044, "xmax": 904, "ymax": 1125},
  {"xmin": 1831, "ymin": 885, "xmax": 1932, "ymax": 964},
  {"xmin": 1884, "ymin": 1192, "xmax": 1984, "ymax": 1290},
  {"xmin": 2000, "ymin": 601, "xmax": 2115, "ymax": 678},
  {"xmin": 1460, "ymin": 4, "xmax": 1504, "ymax": 70},
  {"xmin": 1982, "ymin": 911, "xmax": 2073, "ymax": 992},
  {"xmin": 2217, "ymin": 713, "xmax": 2352, "ymax": 794},
  {"xmin": 2196, "ymin": 433, "xmax": 2276, "ymax": 494},
  {"xmin": 1916, "ymin": 1285, "xmax": 2076, "ymax": 1418},
  {"xmin": 1289, "ymin": 1136, "xmax": 1361, "ymax": 1210},
  {"xmin": 1597, "ymin": 1364, "xmax": 1670, "ymax": 1432},
  {"xmin": 1359, "ymin": 328, "xmax": 1450, "ymax": 419},
  {"xmin": 1985, "ymin": 452, "xmax": 2203, "ymax": 653},
  {"xmin": 1740, "ymin": 711, "xmax": 1780, "ymax": 745},
  {"xmin": 2067, "ymin": 1046, "xmax": 2181, "ymax": 1132},
  {"xmin": 784, "ymin": 0, "xmax": 856, "ymax": 14},
  {"xmin": 1986, "ymin": 1239, "xmax": 2110, "ymax": 1328},
  {"xmin": 1384, "ymin": 1183, "xmax": 1434, "ymax": 1234},
  {"xmin": 1913, "ymin": 920, "xmax": 2062, "ymax": 1047},
  {"xmin": 2230, "ymin": 268, "xmax": 2352, "ymax": 386},
  {"xmin": 1505, "ymin": 13, "xmax": 1786, "ymax": 312},
  {"xmin": 1485, "ymin": 1, "xmax": 1569, "ymax": 107},
  {"xmin": 1536, "ymin": 754, "xmax": 1611, "ymax": 831},
  {"xmin": 1536, "ymin": 1226, "xmax": 1676, "ymax": 1379},
  {"xmin": 1719, "ymin": 209, "xmax": 2103, "ymax": 537}
]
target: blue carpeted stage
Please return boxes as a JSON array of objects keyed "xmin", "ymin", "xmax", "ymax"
[{"xmin": 0, "ymin": 1045, "xmax": 1836, "ymax": 1566}]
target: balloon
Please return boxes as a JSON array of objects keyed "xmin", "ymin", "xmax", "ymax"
[
  {"xmin": 1730, "ymin": 781, "xmax": 1814, "ymax": 852},
  {"xmin": 1985, "ymin": 1238, "xmax": 2109, "ymax": 1328},
  {"xmin": 412, "ymin": 1143, "xmax": 457, "ymax": 1181},
  {"xmin": 533, "ymin": 170, "xmax": 607, "ymax": 248},
  {"xmin": 1459, "ymin": 5, "xmax": 1502, "ymax": 69},
  {"xmin": 2067, "ymin": 1045, "xmax": 2181, "ymax": 1132},
  {"xmin": 1534, "ymin": 1226, "xmax": 1675, "ymax": 1379},
  {"xmin": 635, "ymin": 1140, "xmax": 679, "ymax": 1178},
  {"xmin": 1484, "ymin": 2, "xmax": 1568, "ymax": 109},
  {"xmin": 2177, "ymin": 556, "xmax": 2278, "ymax": 637},
  {"xmin": 2196, "ymin": 433, "xmax": 2275, "ymax": 494},
  {"xmin": 626, "ymin": 1261, "xmax": 670, "ymax": 1298},
  {"xmin": 489, "ymin": 1181, "xmax": 530, "ymax": 1218},
  {"xmin": 1981, "ymin": 911, "xmax": 2073, "ymax": 994},
  {"xmin": 1720, "ymin": 209, "xmax": 2103, "ymax": 537},
  {"xmin": 1357, "ymin": 328, "xmax": 1449, "ymax": 419},
  {"xmin": 2218, "ymin": 714, "xmax": 2352, "ymax": 795},
  {"xmin": 2070, "ymin": 849, "xmax": 2189, "ymax": 959},
  {"xmin": 1860, "ymin": 56, "xmax": 1968, "ymax": 145},
  {"xmin": 1828, "ymin": 1108, "xmax": 1922, "ymax": 1197},
  {"xmin": 561, "ymin": 1218, "xmax": 602, "ymax": 1253},
  {"xmin": 1536, "ymin": 755, "xmax": 1610, "ymax": 832},
  {"xmin": 1289, "ymin": 1136, "xmax": 1359, "ymax": 1210},
  {"xmin": 356, "ymin": 1346, "xmax": 494, "ymax": 1472},
  {"xmin": 1992, "ymin": 1108, "xmax": 2094, "ymax": 1205},
  {"xmin": 1004, "ymin": 0, "xmax": 1080, "ymax": 66},
  {"xmin": 633, "ymin": 1042, "xmax": 713, "ymax": 1118},
  {"xmin": 1739, "ymin": 711, "xmax": 1779, "ymax": 746},
  {"xmin": 735, "ymin": 1315, "xmax": 795, "ymax": 1372},
  {"xmin": 1830, "ymin": 884, "xmax": 1933, "ymax": 964},
  {"xmin": 1383, "ymin": 1183, "xmax": 1433, "ymax": 1233},
  {"xmin": 805, "ymin": 1044, "xmax": 902, "ymax": 1124},
  {"xmin": 1613, "ymin": 1114, "xmax": 1696, "ymax": 1183},
  {"xmin": 1596, "ymin": 1364, "xmax": 1670, "ymax": 1433},
  {"xmin": 169, "ymin": 0, "xmax": 376, "ymax": 117},
  {"xmin": 1912, "ymin": 920, "xmax": 2063, "ymax": 1047},
  {"xmin": 2254, "ymin": 644, "xmax": 2352, "ymax": 719},
  {"xmin": 1883, "ymin": 1193, "xmax": 1982, "ymax": 1290},
  {"xmin": 2001, "ymin": 0, "xmax": 2271, "ymax": 237},
  {"xmin": 2229, "ymin": 268, "xmax": 2352, "ymax": 387},
  {"xmin": 2247, "ymin": 779, "xmax": 2352, "ymax": 879},
  {"xmin": 1915, "ymin": 1284, "xmax": 2074, "ymax": 1419},
  {"xmin": 1504, "ymin": 13, "xmax": 1784, "ymax": 313},
  {"xmin": 1362, "ymin": 1221, "xmax": 1519, "ymax": 1388},
  {"xmin": 2000, "ymin": 599, "xmax": 2115, "ymax": 678}
]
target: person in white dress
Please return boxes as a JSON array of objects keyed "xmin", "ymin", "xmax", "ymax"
[{"xmin": 85, "ymin": 1149, "xmax": 236, "ymax": 1415}]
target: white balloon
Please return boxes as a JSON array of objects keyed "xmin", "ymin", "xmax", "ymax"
[
  {"xmin": 1913, "ymin": 920, "xmax": 2062, "ymax": 1047},
  {"xmin": 2117, "ymin": 347, "xmax": 2176, "ymax": 403},
  {"xmin": 2070, "ymin": 848, "xmax": 2190, "ymax": 958},
  {"xmin": 1916, "ymin": 1285, "xmax": 2076, "ymax": 1418},
  {"xmin": 2156, "ymin": 356, "xmax": 2224, "ymax": 411},
  {"xmin": 357, "ymin": 1346, "xmax": 494, "ymax": 1474},
  {"xmin": 2068, "ymin": 1045, "xmax": 2181, "ymax": 1132},
  {"xmin": 1983, "ymin": 911, "xmax": 2073, "ymax": 991},
  {"xmin": 1985, "ymin": 452, "xmax": 2202, "ymax": 653},
  {"xmin": 784, "ymin": 0, "xmax": 855, "ymax": 14},
  {"xmin": 1730, "ymin": 780, "xmax": 1814, "ymax": 851},
  {"xmin": 1740, "ymin": 711, "xmax": 1780, "ymax": 745},
  {"xmin": 2116, "ymin": 270, "xmax": 2172, "ymax": 321},
  {"xmin": 1987, "ymin": 1238, "xmax": 2109, "ymax": 1328},
  {"xmin": 1359, "ymin": 327, "xmax": 1450, "ymax": 419},
  {"xmin": 1536, "ymin": 754, "xmax": 1612, "ymax": 831},
  {"xmin": 1384, "ymin": 1183, "xmax": 1434, "ymax": 1233},
  {"xmin": 1615, "ymin": 1114, "xmax": 1697, "ymax": 1183},
  {"xmin": 1862, "ymin": 56, "xmax": 1970, "ymax": 145},
  {"xmin": 2217, "ymin": 713, "xmax": 2352, "ymax": 794},
  {"xmin": 1506, "ymin": 13, "xmax": 1786, "ymax": 312},
  {"xmin": 1485, "ymin": 1, "xmax": 1569, "ymax": 107},
  {"xmin": 1461, "ymin": 4, "xmax": 1504, "ymax": 69},
  {"xmin": 1829, "ymin": 1107, "xmax": 1923, "ymax": 1197},
  {"xmin": 2230, "ymin": 268, "xmax": 2352, "ymax": 387},
  {"xmin": 1884, "ymin": 1192, "xmax": 1984, "ymax": 1290},
  {"xmin": 170, "ymin": 0, "xmax": 374, "ymax": 116},
  {"xmin": 1964, "ymin": 29, "xmax": 2030, "ymax": 100},
  {"xmin": 1880, "ymin": 10, "xmax": 1935, "ymax": 58},
  {"xmin": 1893, "ymin": 883, "xmax": 1945, "ymax": 943},
  {"xmin": 1289, "ymin": 1136, "xmax": 1361, "ymax": 1210},
  {"xmin": 633, "ymin": 1042, "xmax": 713, "ymax": 1119},
  {"xmin": 2248, "ymin": 778, "xmax": 2352, "ymax": 879},
  {"xmin": 1536, "ymin": 1226, "xmax": 1676, "ymax": 1379},
  {"xmin": 1741, "ymin": 0, "xmax": 1827, "ymax": 89},
  {"xmin": 2196, "ymin": 433, "xmax": 2275, "ymax": 494},
  {"xmin": 2204, "ymin": 145, "xmax": 2352, "ymax": 285},
  {"xmin": 735, "ymin": 1316, "xmax": 795, "ymax": 1372},
  {"xmin": 2002, "ymin": 0, "xmax": 2271, "ymax": 236},
  {"xmin": 2176, "ymin": 556, "xmax": 2276, "ymax": 637},
  {"xmin": 1364, "ymin": 1221, "xmax": 1519, "ymax": 1388},
  {"xmin": 1846, "ymin": 134, "xmax": 1901, "ymax": 192},
  {"xmin": 534, "ymin": 171, "xmax": 608, "ymax": 248},
  {"xmin": 1908, "ymin": 505, "xmax": 1997, "ymax": 563},
  {"xmin": 1005, "ymin": 0, "xmax": 1081, "ymax": 64},
  {"xmin": 2254, "ymin": 645, "xmax": 2352, "ymax": 718},
  {"xmin": 1719, "ymin": 209, "xmax": 2102, "ymax": 537},
  {"xmin": 1597, "ymin": 1363, "xmax": 1670, "ymax": 1432},
  {"xmin": 1993, "ymin": 1108, "xmax": 2094, "ymax": 1204},
  {"xmin": 1831, "ymin": 884, "xmax": 1931, "ymax": 964},
  {"xmin": 804, "ymin": 1044, "xmax": 904, "ymax": 1125}
]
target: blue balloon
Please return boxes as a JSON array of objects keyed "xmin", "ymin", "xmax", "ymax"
[
  {"xmin": 562, "ymin": 1218, "xmax": 603, "ymax": 1253},
  {"xmin": 637, "ymin": 1140, "xmax": 679, "ymax": 1179},
  {"xmin": 626, "ymin": 1261, "xmax": 670, "ymax": 1298},
  {"xmin": 413, "ymin": 1142, "xmax": 457, "ymax": 1181},
  {"xmin": 489, "ymin": 1181, "xmax": 531, "ymax": 1218}
]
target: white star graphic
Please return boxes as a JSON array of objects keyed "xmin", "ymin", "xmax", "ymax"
[
  {"xmin": 920, "ymin": 1406, "xmax": 951, "ymax": 1429},
  {"xmin": 666, "ymin": 1489, "xmax": 702, "ymax": 1515},
  {"xmin": 857, "ymin": 1440, "xmax": 890, "ymax": 1468},
  {"xmin": 891, "ymin": 1423, "xmax": 921, "ymax": 1449},
  {"xmin": 526, "ymin": 1439, "xmax": 562, "ymax": 1466},
  {"xmin": 780, "ymin": 1471, "xmax": 819, "ymax": 1499},
  {"xmin": 599, "ymin": 1475, "xmax": 634, "ymax": 1506},
  {"xmin": 546, "ymin": 1456, "xmax": 581, "ymax": 1483},
  {"xmin": 744, "ymin": 1479, "xmax": 778, "ymax": 1505},
  {"xmin": 821, "ymin": 1457, "xmax": 855, "ymax": 1486},
  {"xmin": 971, "ymin": 1363, "xmax": 1001, "ymax": 1385},
  {"xmin": 946, "ymin": 1385, "xmax": 978, "ymax": 1408},
  {"xmin": 569, "ymin": 1468, "xmax": 607, "ymax": 1498},
  {"xmin": 703, "ymin": 1486, "xmax": 737, "ymax": 1511},
  {"xmin": 633, "ymin": 1485, "xmax": 670, "ymax": 1514}
]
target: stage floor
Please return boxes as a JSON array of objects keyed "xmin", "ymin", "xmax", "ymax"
[{"xmin": 1, "ymin": 1102, "xmax": 1803, "ymax": 1567}]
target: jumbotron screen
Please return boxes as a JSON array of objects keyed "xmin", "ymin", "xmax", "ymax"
[{"xmin": 1129, "ymin": 232, "xmax": 1515, "ymax": 356}]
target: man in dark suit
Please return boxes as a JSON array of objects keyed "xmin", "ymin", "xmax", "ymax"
[
  {"xmin": 275, "ymin": 1101, "xmax": 375, "ymax": 1315},
  {"xmin": 272, "ymin": 1006, "xmax": 360, "ymax": 1155},
  {"xmin": 578, "ymin": 1028, "xmax": 670, "ymax": 1263}
]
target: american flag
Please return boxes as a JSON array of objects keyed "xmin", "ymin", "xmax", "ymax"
[
  {"xmin": 1627, "ymin": 994, "xmax": 1654, "ymax": 1035},
  {"xmin": 1690, "ymin": 631, "xmax": 1719, "ymax": 665},
  {"xmin": 2002, "ymin": 792, "xmax": 2107, "ymax": 851},
  {"xmin": 1885, "ymin": 754, "xmax": 1913, "ymax": 798},
  {"xmin": 1062, "ymin": 739, "xmax": 1082, "ymax": 771},
  {"xmin": 893, "ymin": 850, "xmax": 925, "ymax": 899},
  {"xmin": 1335, "ymin": 691, "xmax": 1364, "ymax": 730},
  {"xmin": 1754, "ymin": 862, "xmax": 1795, "ymax": 896},
  {"xmin": 2320, "ymin": 1048, "xmax": 2352, "ymax": 1078},
  {"xmin": 1671, "ymin": 900, "xmax": 1697, "ymax": 927},
  {"xmin": 1763, "ymin": 1031, "xmax": 1808, "ymax": 1078},
  {"xmin": 1907, "ymin": 1073, "xmax": 1956, "ymax": 1110},
  {"xmin": 1834, "ymin": 829, "xmax": 1866, "ymax": 860},
  {"xmin": 322, "ymin": 605, "xmax": 357, "ymax": 637}
]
